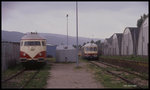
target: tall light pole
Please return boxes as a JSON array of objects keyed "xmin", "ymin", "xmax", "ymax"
[
  {"xmin": 66, "ymin": 14, "xmax": 69, "ymax": 47},
  {"xmin": 76, "ymin": 1, "xmax": 79, "ymax": 67}
]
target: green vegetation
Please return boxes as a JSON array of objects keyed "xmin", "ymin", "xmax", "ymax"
[
  {"xmin": 2, "ymin": 63, "xmax": 24, "ymax": 80},
  {"xmin": 74, "ymin": 66, "xmax": 82, "ymax": 69},
  {"xmin": 79, "ymin": 58, "xmax": 89, "ymax": 63},
  {"xmin": 47, "ymin": 58, "xmax": 56, "ymax": 63},
  {"xmin": 137, "ymin": 13, "xmax": 148, "ymax": 28},
  {"xmin": 87, "ymin": 63, "xmax": 129, "ymax": 88},
  {"xmin": 25, "ymin": 64, "xmax": 51, "ymax": 88},
  {"xmin": 100, "ymin": 55, "xmax": 148, "ymax": 62},
  {"xmin": 2, "ymin": 60, "xmax": 51, "ymax": 88}
]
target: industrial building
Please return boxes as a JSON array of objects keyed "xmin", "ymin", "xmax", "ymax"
[
  {"xmin": 112, "ymin": 33, "xmax": 123, "ymax": 55},
  {"xmin": 137, "ymin": 16, "xmax": 149, "ymax": 56},
  {"xmin": 121, "ymin": 27, "xmax": 139, "ymax": 55},
  {"xmin": 103, "ymin": 36, "xmax": 113, "ymax": 56}
]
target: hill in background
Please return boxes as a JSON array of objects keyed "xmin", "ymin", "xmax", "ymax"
[{"xmin": 2, "ymin": 30, "xmax": 104, "ymax": 46}]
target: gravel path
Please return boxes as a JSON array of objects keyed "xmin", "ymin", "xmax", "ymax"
[{"xmin": 46, "ymin": 61, "xmax": 104, "ymax": 88}]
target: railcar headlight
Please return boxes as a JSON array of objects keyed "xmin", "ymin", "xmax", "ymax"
[
  {"xmin": 39, "ymin": 53, "xmax": 42, "ymax": 56},
  {"xmin": 23, "ymin": 53, "xmax": 26, "ymax": 56}
]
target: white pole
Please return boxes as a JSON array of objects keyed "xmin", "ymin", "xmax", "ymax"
[
  {"xmin": 76, "ymin": 1, "xmax": 79, "ymax": 67},
  {"xmin": 66, "ymin": 14, "xmax": 68, "ymax": 47}
]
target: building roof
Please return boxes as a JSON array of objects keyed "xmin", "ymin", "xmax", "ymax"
[
  {"xmin": 56, "ymin": 45, "xmax": 75, "ymax": 50},
  {"xmin": 107, "ymin": 35, "xmax": 113, "ymax": 45},
  {"xmin": 21, "ymin": 32, "xmax": 46, "ymax": 40},
  {"xmin": 128, "ymin": 27, "xmax": 139, "ymax": 44},
  {"xmin": 123, "ymin": 27, "xmax": 139, "ymax": 50}
]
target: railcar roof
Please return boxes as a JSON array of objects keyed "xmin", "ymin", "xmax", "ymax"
[
  {"xmin": 83, "ymin": 43, "xmax": 97, "ymax": 47},
  {"xmin": 56, "ymin": 45, "xmax": 75, "ymax": 50},
  {"xmin": 21, "ymin": 32, "xmax": 46, "ymax": 40}
]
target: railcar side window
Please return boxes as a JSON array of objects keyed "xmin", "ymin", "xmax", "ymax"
[
  {"xmin": 24, "ymin": 41, "xmax": 41, "ymax": 46},
  {"xmin": 20, "ymin": 41, "xmax": 23, "ymax": 46}
]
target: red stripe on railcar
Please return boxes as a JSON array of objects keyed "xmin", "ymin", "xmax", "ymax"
[
  {"xmin": 34, "ymin": 51, "xmax": 46, "ymax": 58},
  {"xmin": 20, "ymin": 51, "xmax": 31, "ymax": 58}
]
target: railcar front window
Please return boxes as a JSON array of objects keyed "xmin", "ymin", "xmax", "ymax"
[
  {"xmin": 90, "ymin": 47, "xmax": 93, "ymax": 51},
  {"xmin": 86, "ymin": 47, "xmax": 89, "ymax": 51},
  {"xmin": 94, "ymin": 47, "xmax": 97, "ymax": 51},
  {"xmin": 24, "ymin": 41, "xmax": 41, "ymax": 46}
]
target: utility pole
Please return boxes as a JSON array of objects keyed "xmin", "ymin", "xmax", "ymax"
[
  {"xmin": 76, "ymin": 1, "xmax": 79, "ymax": 67},
  {"xmin": 66, "ymin": 14, "xmax": 69, "ymax": 47}
]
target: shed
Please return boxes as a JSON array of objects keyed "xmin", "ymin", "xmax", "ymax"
[
  {"xmin": 46, "ymin": 44, "xmax": 57, "ymax": 58},
  {"xmin": 103, "ymin": 38, "xmax": 113, "ymax": 56},
  {"xmin": 137, "ymin": 17, "xmax": 149, "ymax": 56},
  {"xmin": 121, "ymin": 27, "xmax": 139, "ymax": 55},
  {"xmin": 102, "ymin": 38, "xmax": 109, "ymax": 55},
  {"xmin": 56, "ymin": 45, "xmax": 76, "ymax": 62},
  {"xmin": 107, "ymin": 36, "xmax": 113, "ymax": 55},
  {"xmin": 112, "ymin": 33, "xmax": 123, "ymax": 55}
]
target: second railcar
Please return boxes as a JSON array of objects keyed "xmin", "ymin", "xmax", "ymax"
[{"xmin": 81, "ymin": 43, "xmax": 99, "ymax": 60}]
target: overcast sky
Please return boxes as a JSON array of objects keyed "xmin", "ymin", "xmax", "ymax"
[{"xmin": 2, "ymin": 1, "xmax": 148, "ymax": 39}]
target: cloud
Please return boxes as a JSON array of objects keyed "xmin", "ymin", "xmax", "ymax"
[{"xmin": 2, "ymin": 1, "xmax": 148, "ymax": 39}]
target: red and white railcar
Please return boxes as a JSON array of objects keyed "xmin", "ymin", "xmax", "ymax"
[
  {"xmin": 81, "ymin": 43, "xmax": 99, "ymax": 60},
  {"xmin": 20, "ymin": 32, "xmax": 46, "ymax": 63}
]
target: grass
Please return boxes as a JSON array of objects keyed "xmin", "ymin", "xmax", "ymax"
[
  {"xmin": 2, "ymin": 63, "xmax": 24, "ymax": 80},
  {"xmin": 46, "ymin": 58, "xmax": 56, "ymax": 63},
  {"xmin": 100, "ymin": 55, "xmax": 148, "ymax": 62},
  {"xmin": 2, "ymin": 60, "xmax": 51, "ymax": 89},
  {"xmin": 80, "ymin": 58, "xmax": 148, "ymax": 88},
  {"xmin": 87, "ymin": 63, "xmax": 136, "ymax": 88},
  {"xmin": 74, "ymin": 66, "xmax": 82, "ymax": 69},
  {"xmin": 24, "ymin": 64, "xmax": 51, "ymax": 88}
]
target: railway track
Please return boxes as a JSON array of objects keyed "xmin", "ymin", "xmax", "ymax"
[
  {"xmin": 2, "ymin": 68, "xmax": 40, "ymax": 88},
  {"xmin": 2, "ymin": 68, "xmax": 26, "ymax": 83},
  {"xmin": 98, "ymin": 60, "xmax": 148, "ymax": 80},
  {"xmin": 89, "ymin": 61, "xmax": 148, "ymax": 88},
  {"xmin": 99, "ymin": 58, "xmax": 148, "ymax": 74},
  {"xmin": 20, "ymin": 69, "xmax": 40, "ymax": 88}
]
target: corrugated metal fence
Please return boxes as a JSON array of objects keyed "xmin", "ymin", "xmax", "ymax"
[{"xmin": 1, "ymin": 41, "xmax": 20, "ymax": 72}]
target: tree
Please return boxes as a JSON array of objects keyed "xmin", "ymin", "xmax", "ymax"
[
  {"xmin": 95, "ymin": 40, "xmax": 102, "ymax": 56},
  {"xmin": 137, "ymin": 13, "xmax": 148, "ymax": 28},
  {"xmin": 90, "ymin": 40, "xmax": 94, "ymax": 43},
  {"xmin": 95, "ymin": 40, "xmax": 101, "ymax": 47},
  {"xmin": 82, "ymin": 42, "xmax": 86, "ymax": 46},
  {"xmin": 72, "ymin": 44, "xmax": 76, "ymax": 48}
]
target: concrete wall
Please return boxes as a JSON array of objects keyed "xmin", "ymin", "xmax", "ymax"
[
  {"xmin": 137, "ymin": 17, "xmax": 149, "ymax": 56},
  {"xmin": 56, "ymin": 49, "xmax": 76, "ymax": 62},
  {"xmin": 1, "ymin": 41, "xmax": 20, "ymax": 72}
]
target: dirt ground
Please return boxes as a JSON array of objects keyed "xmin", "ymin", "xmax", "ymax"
[{"xmin": 45, "ymin": 61, "xmax": 104, "ymax": 88}]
